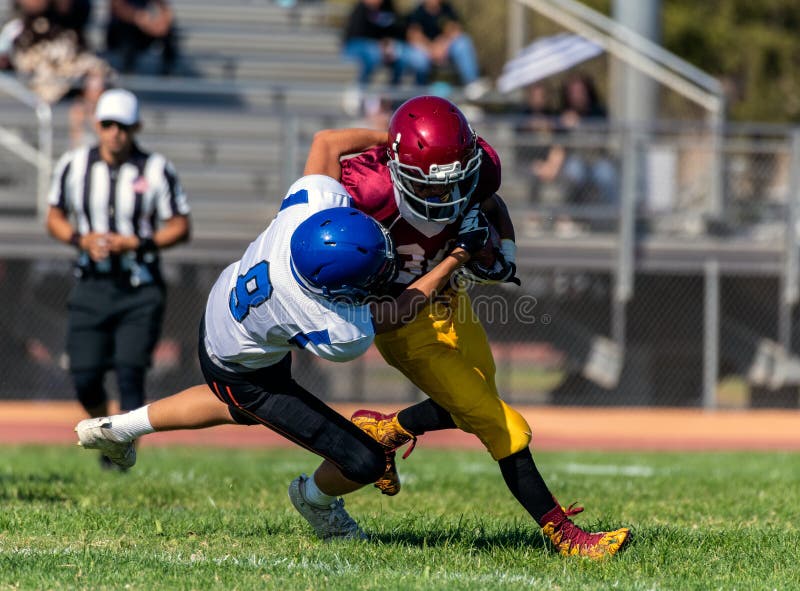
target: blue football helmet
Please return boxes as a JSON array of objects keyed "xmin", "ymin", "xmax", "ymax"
[{"xmin": 290, "ymin": 207, "xmax": 397, "ymax": 303}]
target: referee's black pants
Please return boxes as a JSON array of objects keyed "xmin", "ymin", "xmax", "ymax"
[{"xmin": 66, "ymin": 277, "xmax": 165, "ymax": 413}]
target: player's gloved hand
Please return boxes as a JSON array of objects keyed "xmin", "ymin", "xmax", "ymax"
[
  {"xmin": 463, "ymin": 249, "xmax": 522, "ymax": 286},
  {"xmin": 454, "ymin": 205, "xmax": 490, "ymax": 255}
]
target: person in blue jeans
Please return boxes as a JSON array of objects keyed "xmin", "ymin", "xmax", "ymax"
[
  {"xmin": 341, "ymin": 0, "xmax": 427, "ymax": 86},
  {"xmin": 405, "ymin": 0, "xmax": 488, "ymax": 99}
]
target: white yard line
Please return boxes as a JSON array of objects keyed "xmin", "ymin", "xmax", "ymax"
[{"xmin": 561, "ymin": 462, "xmax": 656, "ymax": 477}]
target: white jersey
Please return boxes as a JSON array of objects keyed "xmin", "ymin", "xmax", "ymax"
[{"xmin": 204, "ymin": 175, "xmax": 376, "ymax": 370}]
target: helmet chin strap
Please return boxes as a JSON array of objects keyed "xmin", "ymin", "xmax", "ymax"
[{"xmin": 393, "ymin": 185, "xmax": 449, "ymax": 237}]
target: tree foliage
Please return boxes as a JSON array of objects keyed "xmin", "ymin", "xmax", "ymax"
[
  {"xmin": 564, "ymin": 0, "xmax": 800, "ymax": 122},
  {"xmin": 335, "ymin": 0, "xmax": 798, "ymax": 121}
]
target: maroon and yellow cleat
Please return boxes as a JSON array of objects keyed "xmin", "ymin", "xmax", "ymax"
[
  {"xmin": 351, "ymin": 410, "xmax": 417, "ymax": 496},
  {"xmin": 539, "ymin": 502, "xmax": 630, "ymax": 559}
]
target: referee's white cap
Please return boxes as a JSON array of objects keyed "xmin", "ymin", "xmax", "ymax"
[{"xmin": 95, "ymin": 89, "xmax": 140, "ymax": 125}]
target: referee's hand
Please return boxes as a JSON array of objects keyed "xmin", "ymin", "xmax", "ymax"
[
  {"xmin": 83, "ymin": 232, "xmax": 110, "ymax": 262},
  {"xmin": 107, "ymin": 233, "xmax": 140, "ymax": 254}
]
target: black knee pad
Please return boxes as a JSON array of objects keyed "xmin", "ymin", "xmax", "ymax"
[
  {"xmin": 116, "ymin": 366, "xmax": 146, "ymax": 411},
  {"xmin": 337, "ymin": 443, "xmax": 387, "ymax": 485},
  {"xmin": 72, "ymin": 369, "xmax": 106, "ymax": 411}
]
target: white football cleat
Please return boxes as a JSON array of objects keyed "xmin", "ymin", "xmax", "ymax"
[
  {"xmin": 75, "ymin": 417, "xmax": 137, "ymax": 469},
  {"xmin": 288, "ymin": 474, "xmax": 366, "ymax": 541}
]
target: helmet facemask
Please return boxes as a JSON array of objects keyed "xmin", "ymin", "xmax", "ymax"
[{"xmin": 388, "ymin": 140, "xmax": 482, "ymax": 224}]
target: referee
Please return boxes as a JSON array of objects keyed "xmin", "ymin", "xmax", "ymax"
[{"xmin": 46, "ymin": 88, "xmax": 191, "ymax": 469}]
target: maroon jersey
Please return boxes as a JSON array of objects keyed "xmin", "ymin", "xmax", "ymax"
[{"xmin": 341, "ymin": 137, "xmax": 501, "ymax": 292}]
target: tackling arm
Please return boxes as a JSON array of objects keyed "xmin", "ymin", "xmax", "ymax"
[
  {"xmin": 370, "ymin": 248, "xmax": 471, "ymax": 334},
  {"xmin": 304, "ymin": 128, "xmax": 389, "ymax": 180}
]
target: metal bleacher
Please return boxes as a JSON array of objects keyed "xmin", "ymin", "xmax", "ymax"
[{"xmin": 0, "ymin": 0, "xmax": 366, "ymax": 257}]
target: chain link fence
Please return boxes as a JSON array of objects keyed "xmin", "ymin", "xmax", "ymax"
[
  {"xmin": 1, "ymin": 2, "xmax": 799, "ymax": 409},
  {"xmin": 3, "ymin": 113, "xmax": 800, "ymax": 412}
]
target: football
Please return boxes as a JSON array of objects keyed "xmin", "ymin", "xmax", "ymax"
[{"xmin": 470, "ymin": 221, "xmax": 501, "ymax": 269}]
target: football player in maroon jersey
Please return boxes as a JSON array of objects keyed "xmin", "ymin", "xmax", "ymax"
[{"xmin": 302, "ymin": 95, "xmax": 629, "ymax": 558}]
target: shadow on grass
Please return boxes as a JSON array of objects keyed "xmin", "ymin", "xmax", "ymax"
[
  {"xmin": 368, "ymin": 519, "xmax": 636, "ymax": 555},
  {"xmin": 370, "ymin": 527, "xmax": 549, "ymax": 551}
]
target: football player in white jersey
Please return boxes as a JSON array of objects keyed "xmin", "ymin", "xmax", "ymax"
[{"xmin": 74, "ymin": 172, "xmax": 492, "ymax": 541}]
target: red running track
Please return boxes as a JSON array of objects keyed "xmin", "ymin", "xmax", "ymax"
[{"xmin": 2, "ymin": 401, "xmax": 799, "ymax": 451}]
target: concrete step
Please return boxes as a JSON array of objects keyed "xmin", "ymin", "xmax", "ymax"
[
  {"xmin": 88, "ymin": 0, "xmax": 347, "ymax": 30},
  {"xmin": 177, "ymin": 164, "xmax": 280, "ymax": 196},
  {"xmin": 176, "ymin": 28, "xmax": 341, "ymax": 55},
  {"xmin": 85, "ymin": 21, "xmax": 343, "ymax": 55},
  {"xmin": 175, "ymin": 54, "xmax": 356, "ymax": 84}
]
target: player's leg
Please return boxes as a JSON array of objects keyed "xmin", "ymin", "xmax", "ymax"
[
  {"xmin": 147, "ymin": 384, "xmax": 236, "ymax": 429},
  {"xmin": 370, "ymin": 292, "xmax": 532, "ymax": 456},
  {"xmin": 74, "ymin": 384, "xmax": 232, "ymax": 469},
  {"xmin": 193, "ymin": 319, "xmax": 386, "ymax": 490},
  {"xmin": 197, "ymin": 347, "xmax": 381, "ymax": 540},
  {"xmin": 366, "ymin": 293, "xmax": 630, "ymax": 557},
  {"xmin": 354, "ymin": 293, "xmax": 523, "ymax": 493}
]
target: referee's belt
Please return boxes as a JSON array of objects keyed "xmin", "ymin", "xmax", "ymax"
[{"xmin": 76, "ymin": 260, "xmax": 157, "ymax": 287}]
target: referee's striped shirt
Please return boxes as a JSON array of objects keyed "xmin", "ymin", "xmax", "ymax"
[{"xmin": 48, "ymin": 143, "xmax": 190, "ymax": 239}]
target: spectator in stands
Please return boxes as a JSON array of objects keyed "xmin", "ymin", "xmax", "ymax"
[
  {"xmin": 105, "ymin": 0, "xmax": 178, "ymax": 75},
  {"xmin": 513, "ymin": 81, "xmax": 566, "ymax": 226},
  {"xmin": 68, "ymin": 67, "xmax": 106, "ymax": 146},
  {"xmin": 360, "ymin": 94, "xmax": 395, "ymax": 130},
  {"xmin": 342, "ymin": 0, "xmax": 426, "ymax": 86},
  {"xmin": 0, "ymin": 0, "xmax": 112, "ymax": 103},
  {"xmin": 515, "ymin": 82, "xmax": 559, "ymax": 182},
  {"xmin": 0, "ymin": 0, "xmax": 91, "ymax": 51},
  {"xmin": 53, "ymin": 0, "xmax": 92, "ymax": 49},
  {"xmin": 517, "ymin": 74, "xmax": 618, "ymax": 215},
  {"xmin": 542, "ymin": 74, "xmax": 618, "ymax": 205},
  {"xmin": 405, "ymin": 0, "xmax": 488, "ymax": 100}
]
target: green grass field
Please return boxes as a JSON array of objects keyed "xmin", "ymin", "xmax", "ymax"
[{"xmin": 1, "ymin": 445, "xmax": 798, "ymax": 590}]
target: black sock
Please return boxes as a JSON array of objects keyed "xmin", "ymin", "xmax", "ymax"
[
  {"xmin": 397, "ymin": 398, "xmax": 457, "ymax": 434},
  {"xmin": 498, "ymin": 448, "xmax": 557, "ymax": 523}
]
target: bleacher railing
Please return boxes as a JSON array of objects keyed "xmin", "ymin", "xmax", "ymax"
[
  {"xmin": 2, "ymin": 114, "xmax": 800, "ymax": 409},
  {"xmin": 0, "ymin": 72, "xmax": 52, "ymax": 217}
]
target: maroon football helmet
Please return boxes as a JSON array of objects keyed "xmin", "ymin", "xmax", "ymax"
[{"xmin": 387, "ymin": 96, "xmax": 482, "ymax": 223}]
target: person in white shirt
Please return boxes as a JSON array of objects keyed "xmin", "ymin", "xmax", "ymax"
[{"xmin": 74, "ymin": 172, "xmax": 492, "ymax": 541}]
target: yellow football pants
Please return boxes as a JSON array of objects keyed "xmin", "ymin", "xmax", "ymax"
[{"xmin": 374, "ymin": 289, "xmax": 531, "ymax": 460}]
